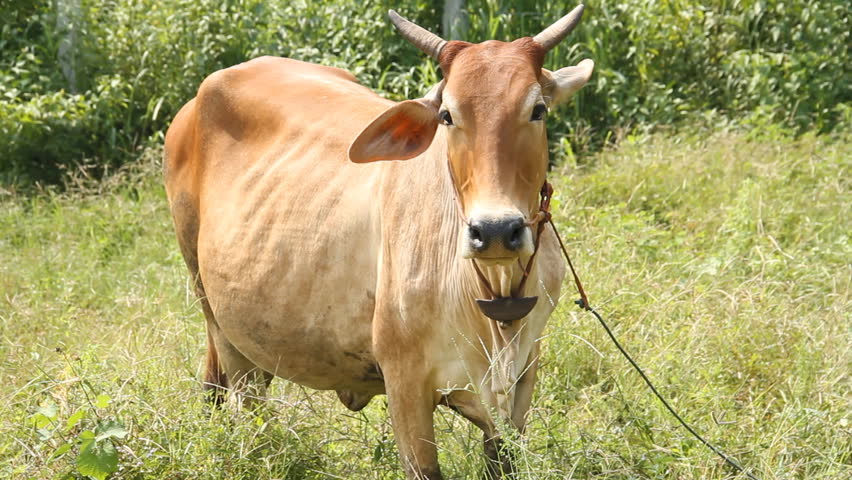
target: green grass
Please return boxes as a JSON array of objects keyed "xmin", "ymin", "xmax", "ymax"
[{"xmin": 1, "ymin": 131, "xmax": 849, "ymax": 479}]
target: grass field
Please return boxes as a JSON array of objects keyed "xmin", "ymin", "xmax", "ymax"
[{"xmin": 1, "ymin": 130, "xmax": 849, "ymax": 479}]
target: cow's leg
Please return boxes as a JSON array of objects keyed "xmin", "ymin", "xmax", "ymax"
[
  {"xmin": 482, "ymin": 433, "xmax": 515, "ymax": 480},
  {"xmin": 387, "ymin": 380, "xmax": 442, "ymax": 479},
  {"xmin": 510, "ymin": 344, "xmax": 540, "ymax": 431},
  {"xmin": 204, "ymin": 307, "xmax": 273, "ymax": 408},
  {"xmin": 443, "ymin": 396, "xmax": 513, "ymax": 480},
  {"xmin": 203, "ymin": 324, "xmax": 228, "ymax": 405},
  {"xmin": 481, "ymin": 345, "xmax": 542, "ymax": 478},
  {"xmin": 200, "ymin": 296, "xmax": 228, "ymax": 405},
  {"xmin": 448, "ymin": 347, "xmax": 541, "ymax": 478},
  {"xmin": 165, "ymin": 194, "xmax": 253, "ymax": 407},
  {"xmin": 379, "ymin": 359, "xmax": 442, "ymax": 479},
  {"xmin": 185, "ymin": 257, "xmax": 271, "ymax": 407}
]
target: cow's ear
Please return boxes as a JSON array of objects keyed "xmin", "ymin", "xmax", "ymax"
[
  {"xmin": 348, "ymin": 99, "xmax": 439, "ymax": 163},
  {"xmin": 541, "ymin": 59, "xmax": 594, "ymax": 107}
]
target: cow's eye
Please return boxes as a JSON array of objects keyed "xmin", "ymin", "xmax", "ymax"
[
  {"xmin": 531, "ymin": 104, "xmax": 548, "ymax": 121},
  {"xmin": 439, "ymin": 110, "xmax": 454, "ymax": 126}
]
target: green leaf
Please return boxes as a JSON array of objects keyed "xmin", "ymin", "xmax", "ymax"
[
  {"xmin": 37, "ymin": 403, "xmax": 58, "ymax": 419},
  {"xmin": 30, "ymin": 413, "xmax": 51, "ymax": 429},
  {"xmin": 95, "ymin": 420, "xmax": 127, "ymax": 441},
  {"xmin": 65, "ymin": 409, "xmax": 86, "ymax": 433},
  {"xmin": 95, "ymin": 394, "xmax": 111, "ymax": 409},
  {"xmin": 77, "ymin": 439, "xmax": 118, "ymax": 480},
  {"xmin": 50, "ymin": 442, "xmax": 72, "ymax": 461}
]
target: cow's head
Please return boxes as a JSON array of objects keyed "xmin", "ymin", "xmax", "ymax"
[{"xmin": 350, "ymin": 5, "xmax": 593, "ymax": 263}]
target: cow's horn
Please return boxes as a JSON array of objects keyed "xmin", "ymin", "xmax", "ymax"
[
  {"xmin": 533, "ymin": 4, "xmax": 585, "ymax": 52},
  {"xmin": 388, "ymin": 10, "xmax": 446, "ymax": 61}
]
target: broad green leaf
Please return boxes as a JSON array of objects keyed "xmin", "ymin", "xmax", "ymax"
[
  {"xmin": 77, "ymin": 439, "xmax": 118, "ymax": 480},
  {"xmin": 95, "ymin": 420, "xmax": 127, "ymax": 441}
]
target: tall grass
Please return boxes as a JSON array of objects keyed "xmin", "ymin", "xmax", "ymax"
[{"xmin": 1, "ymin": 131, "xmax": 848, "ymax": 479}]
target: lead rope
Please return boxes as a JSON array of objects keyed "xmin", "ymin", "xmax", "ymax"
[
  {"xmin": 447, "ymin": 167, "xmax": 759, "ymax": 477},
  {"xmin": 546, "ymin": 209, "xmax": 760, "ymax": 480}
]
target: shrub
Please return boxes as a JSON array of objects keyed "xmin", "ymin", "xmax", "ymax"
[{"xmin": 0, "ymin": 0, "xmax": 849, "ymax": 185}]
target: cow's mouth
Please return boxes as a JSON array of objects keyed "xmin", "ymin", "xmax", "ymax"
[
  {"xmin": 470, "ymin": 257, "xmax": 539, "ymax": 325},
  {"xmin": 466, "ymin": 182, "xmax": 554, "ymax": 326},
  {"xmin": 475, "ymin": 256, "xmax": 517, "ymax": 266}
]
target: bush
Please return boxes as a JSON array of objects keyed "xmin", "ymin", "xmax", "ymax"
[
  {"xmin": 481, "ymin": 0, "xmax": 850, "ymax": 149},
  {"xmin": 1, "ymin": 0, "xmax": 849, "ymax": 185}
]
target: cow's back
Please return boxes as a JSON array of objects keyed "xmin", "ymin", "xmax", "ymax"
[
  {"xmin": 164, "ymin": 57, "xmax": 391, "ymax": 392},
  {"xmin": 165, "ymin": 56, "xmax": 391, "ymax": 193}
]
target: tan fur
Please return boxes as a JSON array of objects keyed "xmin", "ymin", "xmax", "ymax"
[{"xmin": 165, "ymin": 43, "xmax": 590, "ymax": 478}]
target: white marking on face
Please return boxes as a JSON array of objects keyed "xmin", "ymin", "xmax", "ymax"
[
  {"xmin": 522, "ymin": 84, "xmax": 544, "ymax": 120},
  {"xmin": 440, "ymin": 91, "xmax": 463, "ymax": 128}
]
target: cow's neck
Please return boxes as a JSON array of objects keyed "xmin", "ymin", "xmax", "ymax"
[{"xmin": 424, "ymin": 135, "xmax": 538, "ymax": 419}]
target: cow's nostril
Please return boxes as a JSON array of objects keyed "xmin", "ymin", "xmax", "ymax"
[
  {"xmin": 468, "ymin": 224, "xmax": 486, "ymax": 251},
  {"xmin": 508, "ymin": 225, "xmax": 523, "ymax": 248},
  {"xmin": 506, "ymin": 221, "xmax": 525, "ymax": 251}
]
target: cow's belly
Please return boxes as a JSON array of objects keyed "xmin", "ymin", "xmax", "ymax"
[
  {"xmin": 209, "ymin": 279, "xmax": 381, "ymax": 392},
  {"xmin": 197, "ymin": 150, "xmax": 383, "ymax": 393},
  {"xmin": 200, "ymin": 238, "xmax": 382, "ymax": 391}
]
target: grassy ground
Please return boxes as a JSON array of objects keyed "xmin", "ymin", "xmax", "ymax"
[{"xmin": 0, "ymin": 131, "xmax": 849, "ymax": 479}]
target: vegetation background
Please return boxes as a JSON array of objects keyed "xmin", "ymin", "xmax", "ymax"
[
  {"xmin": 1, "ymin": 0, "xmax": 849, "ymax": 185},
  {"xmin": 0, "ymin": 1, "xmax": 849, "ymax": 479}
]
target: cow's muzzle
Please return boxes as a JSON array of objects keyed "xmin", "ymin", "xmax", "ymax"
[
  {"xmin": 464, "ymin": 215, "xmax": 533, "ymax": 261},
  {"xmin": 465, "ymin": 183, "xmax": 555, "ymax": 327}
]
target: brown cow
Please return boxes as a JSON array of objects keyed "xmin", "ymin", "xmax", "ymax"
[{"xmin": 164, "ymin": 5, "xmax": 593, "ymax": 479}]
